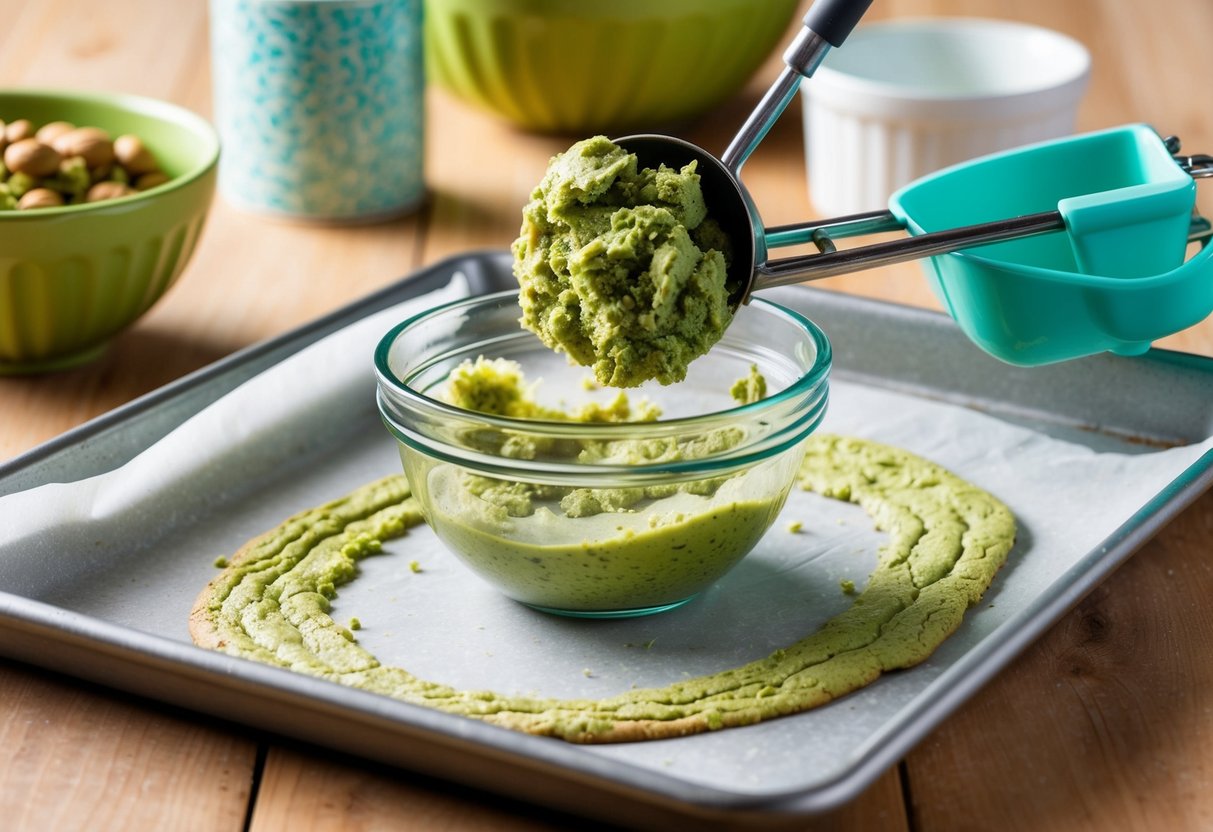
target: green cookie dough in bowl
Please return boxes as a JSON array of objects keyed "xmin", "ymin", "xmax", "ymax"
[
  {"xmin": 513, "ymin": 136, "xmax": 736, "ymax": 388},
  {"xmin": 375, "ymin": 289, "xmax": 831, "ymax": 618}
]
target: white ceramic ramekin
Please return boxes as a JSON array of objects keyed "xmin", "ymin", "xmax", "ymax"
[{"xmin": 800, "ymin": 17, "xmax": 1090, "ymax": 216}]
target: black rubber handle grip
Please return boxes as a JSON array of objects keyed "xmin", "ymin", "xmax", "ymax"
[{"xmin": 803, "ymin": 0, "xmax": 876, "ymax": 47}]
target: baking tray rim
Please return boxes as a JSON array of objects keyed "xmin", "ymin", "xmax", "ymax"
[
  {"xmin": 1, "ymin": 249, "xmax": 1212, "ymax": 821},
  {"xmin": 2, "ymin": 451, "xmax": 1210, "ymax": 821}
]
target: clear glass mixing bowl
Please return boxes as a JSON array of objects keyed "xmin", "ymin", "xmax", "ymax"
[{"xmin": 375, "ymin": 290, "xmax": 831, "ymax": 618}]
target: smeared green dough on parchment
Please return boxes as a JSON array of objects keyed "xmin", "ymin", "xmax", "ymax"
[{"xmin": 190, "ymin": 435, "xmax": 1015, "ymax": 743}]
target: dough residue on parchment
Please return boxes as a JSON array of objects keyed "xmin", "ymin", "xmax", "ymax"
[{"xmin": 190, "ymin": 435, "xmax": 1016, "ymax": 744}]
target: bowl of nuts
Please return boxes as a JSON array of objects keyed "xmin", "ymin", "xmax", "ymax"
[{"xmin": 0, "ymin": 89, "xmax": 219, "ymax": 373}]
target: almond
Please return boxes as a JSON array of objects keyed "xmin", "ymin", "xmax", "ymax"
[
  {"xmin": 54, "ymin": 126, "xmax": 114, "ymax": 169},
  {"xmin": 4, "ymin": 119, "xmax": 34, "ymax": 143},
  {"xmin": 113, "ymin": 134, "xmax": 158, "ymax": 175},
  {"xmin": 4, "ymin": 138, "xmax": 62, "ymax": 178},
  {"xmin": 86, "ymin": 181, "xmax": 136, "ymax": 202},
  {"xmin": 35, "ymin": 121, "xmax": 76, "ymax": 145},
  {"xmin": 17, "ymin": 188, "xmax": 65, "ymax": 210},
  {"xmin": 134, "ymin": 171, "xmax": 170, "ymax": 191}
]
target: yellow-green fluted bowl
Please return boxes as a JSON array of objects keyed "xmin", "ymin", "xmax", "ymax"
[
  {"xmin": 425, "ymin": 0, "xmax": 801, "ymax": 133},
  {"xmin": 0, "ymin": 90, "xmax": 218, "ymax": 374}
]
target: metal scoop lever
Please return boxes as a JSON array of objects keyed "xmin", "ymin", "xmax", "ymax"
[
  {"xmin": 753, "ymin": 210, "xmax": 1066, "ymax": 289},
  {"xmin": 617, "ymin": 130, "xmax": 1213, "ymax": 310},
  {"xmin": 615, "ymin": 131, "xmax": 1074, "ymax": 309},
  {"xmin": 721, "ymin": 0, "xmax": 875, "ymax": 174},
  {"xmin": 752, "ymin": 142, "xmax": 1213, "ymax": 291}
]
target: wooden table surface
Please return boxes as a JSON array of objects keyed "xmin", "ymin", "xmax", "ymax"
[{"xmin": 2, "ymin": 1, "xmax": 1212, "ymax": 829}]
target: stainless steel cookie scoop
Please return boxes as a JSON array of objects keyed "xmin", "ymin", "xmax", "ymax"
[
  {"xmin": 616, "ymin": 0, "xmax": 1074, "ymax": 310},
  {"xmin": 618, "ymin": 128, "xmax": 1213, "ymax": 365},
  {"xmin": 615, "ymin": 0, "xmax": 1213, "ymax": 367},
  {"xmin": 616, "ymin": 132, "xmax": 1075, "ymax": 310}
]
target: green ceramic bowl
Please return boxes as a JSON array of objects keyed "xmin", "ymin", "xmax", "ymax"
[
  {"xmin": 0, "ymin": 90, "xmax": 219, "ymax": 374},
  {"xmin": 425, "ymin": 0, "xmax": 801, "ymax": 133}
]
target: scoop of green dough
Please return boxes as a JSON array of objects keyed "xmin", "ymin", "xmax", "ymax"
[{"xmin": 512, "ymin": 136, "xmax": 734, "ymax": 388}]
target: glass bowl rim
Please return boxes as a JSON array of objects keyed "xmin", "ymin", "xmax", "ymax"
[{"xmin": 374, "ymin": 288, "xmax": 833, "ymax": 434}]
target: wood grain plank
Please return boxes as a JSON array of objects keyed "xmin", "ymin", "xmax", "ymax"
[
  {"xmin": 250, "ymin": 747, "xmax": 589, "ymax": 832},
  {"xmin": 0, "ymin": 661, "xmax": 255, "ymax": 832},
  {"xmin": 0, "ymin": 0, "xmax": 208, "ymax": 98},
  {"xmin": 249, "ymin": 744, "xmax": 908, "ymax": 832}
]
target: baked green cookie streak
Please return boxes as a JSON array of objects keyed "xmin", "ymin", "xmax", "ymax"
[{"xmin": 190, "ymin": 435, "xmax": 1015, "ymax": 744}]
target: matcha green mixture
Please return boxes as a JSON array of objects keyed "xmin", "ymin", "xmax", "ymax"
[
  {"xmin": 512, "ymin": 136, "xmax": 734, "ymax": 388},
  {"xmin": 191, "ymin": 434, "xmax": 1016, "ymax": 743},
  {"xmin": 435, "ymin": 357, "xmax": 744, "ymax": 511},
  {"xmin": 416, "ymin": 358, "xmax": 783, "ymax": 611},
  {"xmin": 730, "ymin": 364, "xmax": 767, "ymax": 405},
  {"xmin": 444, "ymin": 356, "xmax": 662, "ymax": 426}
]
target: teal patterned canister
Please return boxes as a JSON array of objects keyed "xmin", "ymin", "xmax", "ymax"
[{"xmin": 209, "ymin": 0, "xmax": 425, "ymax": 222}]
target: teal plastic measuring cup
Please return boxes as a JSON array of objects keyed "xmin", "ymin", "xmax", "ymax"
[{"xmin": 889, "ymin": 124, "xmax": 1211, "ymax": 365}]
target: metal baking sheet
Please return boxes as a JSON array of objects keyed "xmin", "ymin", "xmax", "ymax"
[{"xmin": 1, "ymin": 251, "xmax": 1211, "ymax": 829}]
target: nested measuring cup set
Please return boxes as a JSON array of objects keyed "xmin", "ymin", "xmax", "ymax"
[{"xmin": 618, "ymin": 0, "xmax": 1213, "ymax": 367}]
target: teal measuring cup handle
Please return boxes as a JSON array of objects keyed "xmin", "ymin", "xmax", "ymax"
[
  {"xmin": 905, "ymin": 223, "xmax": 1213, "ymax": 365},
  {"xmin": 1088, "ymin": 240, "xmax": 1213, "ymax": 351}
]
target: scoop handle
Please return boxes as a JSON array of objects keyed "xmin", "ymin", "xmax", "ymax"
[
  {"xmin": 804, "ymin": 0, "xmax": 876, "ymax": 47},
  {"xmin": 721, "ymin": 0, "xmax": 875, "ymax": 173}
]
